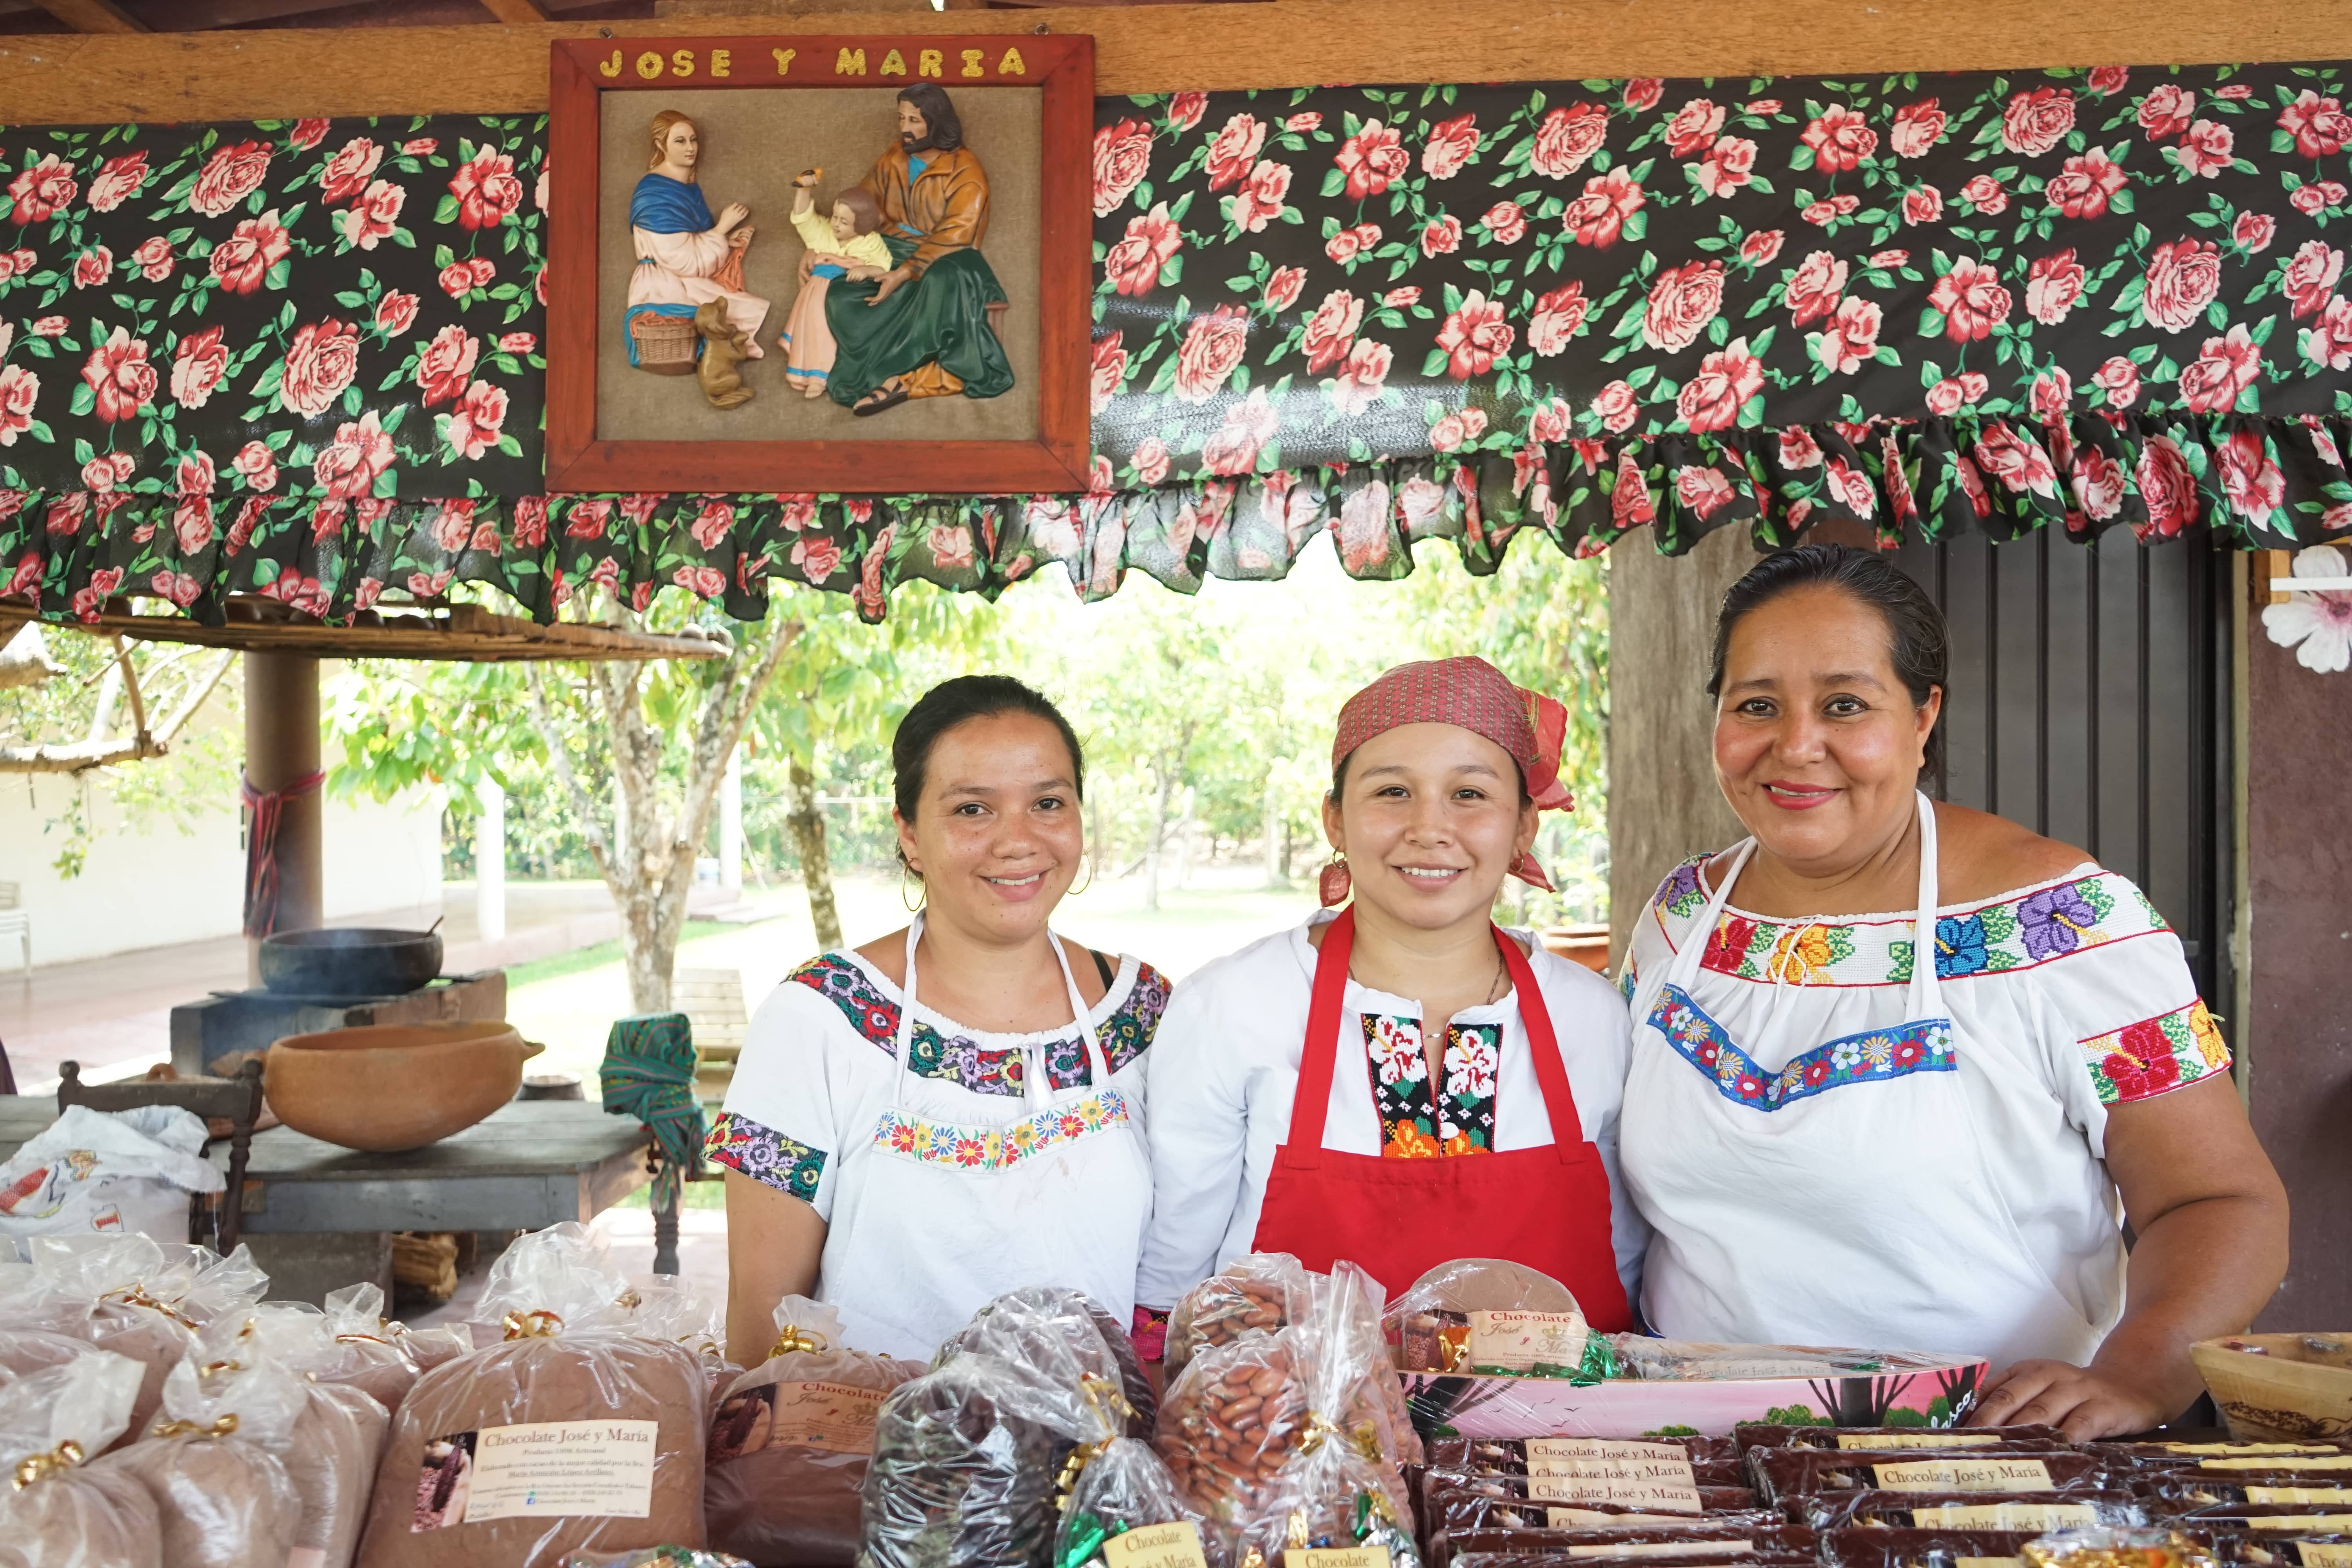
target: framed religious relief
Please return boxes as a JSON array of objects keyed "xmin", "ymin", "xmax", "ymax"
[{"xmin": 544, "ymin": 33, "xmax": 1093, "ymax": 494}]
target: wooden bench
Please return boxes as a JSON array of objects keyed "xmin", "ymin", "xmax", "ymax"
[{"xmin": 673, "ymin": 966, "xmax": 748, "ymax": 1102}]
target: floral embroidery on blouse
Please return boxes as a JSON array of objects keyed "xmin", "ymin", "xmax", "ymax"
[
  {"xmin": 704, "ymin": 1111, "xmax": 826, "ymax": 1200},
  {"xmin": 2081, "ymin": 999, "xmax": 2233, "ymax": 1105},
  {"xmin": 1361, "ymin": 1013, "xmax": 1499, "ymax": 1158},
  {"xmin": 869, "ymin": 1089, "xmax": 1131, "ymax": 1171},
  {"xmin": 786, "ymin": 954, "xmax": 1171, "ymax": 1095},
  {"xmin": 1653, "ymin": 856, "xmax": 2160, "ymax": 989},
  {"xmin": 1648, "ymin": 984, "xmax": 1957, "ymax": 1111}
]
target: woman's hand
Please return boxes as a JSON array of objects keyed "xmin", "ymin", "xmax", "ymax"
[
  {"xmin": 717, "ymin": 200, "xmax": 751, "ymax": 233},
  {"xmin": 845, "ymin": 264, "xmax": 884, "ymax": 281},
  {"xmin": 1969, "ymin": 1359, "xmax": 2179, "ymax": 1440},
  {"xmin": 866, "ymin": 265, "xmax": 914, "ymax": 305},
  {"xmin": 798, "ymin": 250, "xmax": 816, "ymax": 283},
  {"xmin": 728, "ymin": 225, "xmax": 755, "ymax": 249}
]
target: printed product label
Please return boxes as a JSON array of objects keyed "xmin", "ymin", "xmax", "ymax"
[
  {"xmin": 1527, "ymin": 1469, "xmax": 1703, "ymax": 1514},
  {"xmin": 1293, "ymin": 1550, "xmax": 1390, "ymax": 1568},
  {"xmin": 1955, "ymin": 1559, "xmax": 2026, "ymax": 1568},
  {"xmin": 1837, "ymin": 1432, "xmax": 2001, "ymax": 1450},
  {"xmin": 2166, "ymin": 1443, "xmax": 2344, "ymax": 1456},
  {"xmin": 1530, "ymin": 1439, "xmax": 1688, "ymax": 1462},
  {"xmin": 410, "ymin": 1421, "xmax": 658, "ymax": 1527},
  {"xmin": 1545, "ymin": 1510, "xmax": 1721, "ymax": 1529},
  {"xmin": 2208, "ymin": 1457, "xmax": 2352, "ymax": 1472},
  {"xmin": 1564, "ymin": 1543, "xmax": 1749, "ymax": 1559},
  {"xmin": 2250, "ymin": 1489, "xmax": 2352, "ymax": 1504},
  {"xmin": 2296, "ymin": 1546, "xmax": 2352, "ymax": 1567},
  {"xmin": 1103, "ymin": 1522, "xmax": 1212, "ymax": 1568},
  {"xmin": 1468, "ymin": 1309, "xmax": 1589, "ymax": 1373},
  {"xmin": 710, "ymin": 1379, "xmax": 885, "ymax": 1462},
  {"xmin": 1914, "ymin": 1504, "xmax": 2102, "ymax": 1529},
  {"xmin": 1871, "ymin": 1459, "xmax": 2054, "ymax": 1492},
  {"xmin": 2253, "ymin": 1518, "xmax": 2352, "ymax": 1532}
]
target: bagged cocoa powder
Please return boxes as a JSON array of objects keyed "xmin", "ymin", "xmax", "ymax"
[
  {"xmin": 0, "ymin": 1350, "xmax": 163, "ymax": 1568},
  {"xmin": 103, "ymin": 1330, "xmax": 308, "ymax": 1568},
  {"xmin": 353, "ymin": 1223, "xmax": 710, "ymax": 1568},
  {"xmin": 703, "ymin": 1294, "xmax": 922, "ymax": 1568}
]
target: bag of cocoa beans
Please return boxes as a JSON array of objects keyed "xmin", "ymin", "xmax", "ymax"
[
  {"xmin": 702, "ymin": 1295, "xmax": 922, "ymax": 1568},
  {"xmin": 352, "ymin": 1223, "xmax": 711, "ymax": 1568},
  {"xmin": 0, "ymin": 1350, "xmax": 162, "ymax": 1568},
  {"xmin": 1166, "ymin": 1254, "xmax": 1311, "ymax": 1379},
  {"xmin": 863, "ymin": 1292, "xmax": 1130, "ymax": 1568},
  {"xmin": 13, "ymin": 1236, "xmax": 269, "ymax": 1451},
  {"xmin": 102, "ymin": 1324, "xmax": 308, "ymax": 1568},
  {"xmin": 940, "ymin": 1285, "xmax": 1157, "ymax": 1438},
  {"xmin": 1056, "ymin": 1430, "xmax": 1222, "ymax": 1568}
]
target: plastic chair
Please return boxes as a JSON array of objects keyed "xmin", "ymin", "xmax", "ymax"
[{"xmin": 55, "ymin": 1059, "xmax": 265, "ymax": 1252}]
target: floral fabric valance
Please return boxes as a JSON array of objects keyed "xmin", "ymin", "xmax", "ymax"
[{"xmin": 9, "ymin": 69, "xmax": 2352, "ymax": 630}]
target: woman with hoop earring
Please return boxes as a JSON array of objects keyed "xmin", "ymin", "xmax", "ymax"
[
  {"xmin": 1134, "ymin": 657, "xmax": 1648, "ymax": 1351},
  {"xmin": 710, "ymin": 676, "xmax": 1171, "ymax": 1362}
]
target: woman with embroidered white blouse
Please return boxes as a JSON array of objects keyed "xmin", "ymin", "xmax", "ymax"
[
  {"xmin": 1134, "ymin": 657, "xmax": 1649, "ymax": 1355},
  {"xmin": 1618, "ymin": 544, "xmax": 2287, "ymax": 1440},
  {"xmin": 707, "ymin": 677, "xmax": 1169, "ymax": 1363}
]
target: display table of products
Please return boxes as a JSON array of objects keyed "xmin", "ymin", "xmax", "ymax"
[{"xmin": 0, "ymin": 1232, "xmax": 2345, "ymax": 1568}]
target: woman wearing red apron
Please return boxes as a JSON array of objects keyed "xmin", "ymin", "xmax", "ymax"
[{"xmin": 1134, "ymin": 657, "xmax": 1644, "ymax": 1352}]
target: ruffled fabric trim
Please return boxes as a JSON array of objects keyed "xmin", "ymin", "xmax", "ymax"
[{"xmin": 3, "ymin": 412, "xmax": 2346, "ymax": 628}]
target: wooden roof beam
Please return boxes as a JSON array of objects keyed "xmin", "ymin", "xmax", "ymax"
[
  {"xmin": 476, "ymin": 0, "xmax": 550, "ymax": 19},
  {"xmin": 29, "ymin": 0, "xmax": 145, "ymax": 29}
]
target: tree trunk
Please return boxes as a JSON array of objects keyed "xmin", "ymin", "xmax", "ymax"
[
  {"xmin": 1143, "ymin": 758, "xmax": 1177, "ymax": 912},
  {"xmin": 787, "ymin": 755, "xmax": 842, "ymax": 949}
]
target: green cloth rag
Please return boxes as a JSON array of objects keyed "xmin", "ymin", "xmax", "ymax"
[{"xmin": 600, "ymin": 1011, "xmax": 705, "ymax": 1210}]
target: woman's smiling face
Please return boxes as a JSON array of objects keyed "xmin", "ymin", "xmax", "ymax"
[
  {"xmin": 1325, "ymin": 722, "xmax": 1538, "ymax": 932},
  {"xmin": 896, "ymin": 711, "xmax": 1083, "ymax": 945},
  {"xmin": 1712, "ymin": 584, "xmax": 1941, "ymax": 875}
]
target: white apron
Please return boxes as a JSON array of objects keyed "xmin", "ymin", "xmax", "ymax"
[
  {"xmin": 1620, "ymin": 793, "xmax": 2106, "ymax": 1368},
  {"xmin": 817, "ymin": 916, "xmax": 1152, "ymax": 1359}
]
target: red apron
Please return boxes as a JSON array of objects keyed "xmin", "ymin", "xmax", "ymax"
[{"xmin": 1249, "ymin": 908, "xmax": 1635, "ymax": 1329}]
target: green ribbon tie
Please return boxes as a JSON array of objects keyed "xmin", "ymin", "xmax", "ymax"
[{"xmin": 600, "ymin": 1011, "xmax": 706, "ymax": 1210}]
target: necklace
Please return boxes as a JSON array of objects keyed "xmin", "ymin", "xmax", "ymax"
[{"xmin": 1483, "ymin": 955, "xmax": 1509, "ymax": 1005}]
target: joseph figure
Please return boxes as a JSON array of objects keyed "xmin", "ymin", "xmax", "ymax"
[{"xmin": 819, "ymin": 83, "xmax": 1016, "ymax": 416}]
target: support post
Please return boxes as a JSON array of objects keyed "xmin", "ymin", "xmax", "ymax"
[
  {"xmin": 242, "ymin": 652, "xmax": 323, "ymax": 980},
  {"xmin": 474, "ymin": 777, "xmax": 507, "ymax": 942},
  {"xmin": 719, "ymin": 745, "xmax": 744, "ymax": 894}
]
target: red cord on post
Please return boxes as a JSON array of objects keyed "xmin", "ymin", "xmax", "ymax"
[{"xmin": 240, "ymin": 768, "xmax": 325, "ymax": 938}]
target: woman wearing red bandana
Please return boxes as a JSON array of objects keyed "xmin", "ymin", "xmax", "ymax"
[{"xmin": 1133, "ymin": 657, "xmax": 1646, "ymax": 1352}]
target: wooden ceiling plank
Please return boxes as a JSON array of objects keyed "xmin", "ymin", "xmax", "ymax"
[
  {"xmin": 476, "ymin": 0, "xmax": 552, "ymax": 20},
  {"xmin": 4, "ymin": 0, "xmax": 2351, "ymax": 118},
  {"xmin": 29, "ymin": 0, "xmax": 145, "ymax": 30},
  {"xmin": 0, "ymin": 599, "xmax": 726, "ymax": 662}
]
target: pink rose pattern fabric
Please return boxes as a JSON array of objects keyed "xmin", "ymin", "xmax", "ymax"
[{"xmin": 12, "ymin": 73, "xmax": 2352, "ymax": 633}]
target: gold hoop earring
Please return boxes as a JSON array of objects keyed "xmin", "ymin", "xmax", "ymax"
[
  {"xmin": 1071, "ymin": 854, "xmax": 1094, "ymax": 897},
  {"xmin": 899, "ymin": 861, "xmax": 925, "ymax": 913}
]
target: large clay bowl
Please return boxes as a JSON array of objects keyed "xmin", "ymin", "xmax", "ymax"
[{"xmin": 264, "ymin": 1023, "xmax": 543, "ymax": 1152}]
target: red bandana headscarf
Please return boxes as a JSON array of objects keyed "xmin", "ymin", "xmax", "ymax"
[{"xmin": 1330, "ymin": 655, "xmax": 1574, "ymax": 892}]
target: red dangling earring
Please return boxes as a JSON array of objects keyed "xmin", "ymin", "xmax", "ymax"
[{"xmin": 1318, "ymin": 853, "xmax": 1352, "ymax": 907}]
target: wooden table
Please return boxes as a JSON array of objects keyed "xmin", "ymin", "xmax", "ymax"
[{"xmin": 0, "ymin": 1099, "xmax": 653, "ymax": 1235}]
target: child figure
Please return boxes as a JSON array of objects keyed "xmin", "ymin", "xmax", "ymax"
[{"xmin": 781, "ymin": 168, "xmax": 893, "ymax": 397}]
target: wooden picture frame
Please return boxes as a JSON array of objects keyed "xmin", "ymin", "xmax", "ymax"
[{"xmin": 544, "ymin": 33, "xmax": 1094, "ymax": 495}]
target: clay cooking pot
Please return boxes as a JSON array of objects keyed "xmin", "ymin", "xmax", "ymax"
[{"xmin": 265, "ymin": 1022, "xmax": 543, "ymax": 1152}]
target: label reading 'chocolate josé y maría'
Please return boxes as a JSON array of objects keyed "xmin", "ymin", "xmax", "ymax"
[
  {"xmin": 1872, "ymin": 1459, "xmax": 2054, "ymax": 1493},
  {"xmin": 1836, "ymin": 1432, "xmax": 2001, "ymax": 1450},
  {"xmin": 1467, "ymin": 1309, "xmax": 1590, "ymax": 1374},
  {"xmin": 1102, "ymin": 1521, "xmax": 1212, "ymax": 1568},
  {"xmin": 1914, "ymin": 1504, "xmax": 2100, "ymax": 1529}
]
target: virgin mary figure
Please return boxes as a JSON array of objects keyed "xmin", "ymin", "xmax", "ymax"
[{"xmin": 626, "ymin": 109, "xmax": 770, "ymax": 366}]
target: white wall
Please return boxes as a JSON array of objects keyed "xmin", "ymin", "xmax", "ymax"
[{"xmin": 0, "ymin": 772, "xmax": 445, "ymax": 968}]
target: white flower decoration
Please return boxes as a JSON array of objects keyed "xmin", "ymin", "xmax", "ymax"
[{"xmin": 2261, "ymin": 544, "xmax": 2352, "ymax": 673}]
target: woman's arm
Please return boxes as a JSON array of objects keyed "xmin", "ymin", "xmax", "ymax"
[
  {"xmin": 1970, "ymin": 1074, "xmax": 2288, "ymax": 1437},
  {"xmin": 723, "ymin": 1170, "xmax": 828, "ymax": 1365}
]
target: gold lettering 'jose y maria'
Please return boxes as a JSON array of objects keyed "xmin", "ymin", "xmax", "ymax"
[{"xmin": 597, "ymin": 43, "xmax": 1030, "ymax": 80}]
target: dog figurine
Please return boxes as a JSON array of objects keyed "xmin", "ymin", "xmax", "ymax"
[{"xmin": 694, "ymin": 299, "xmax": 755, "ymax": 410}]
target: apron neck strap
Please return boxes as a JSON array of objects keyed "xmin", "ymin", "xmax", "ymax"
[
  {"xmin": 1908, "ymin": 790, "xmax": 1944, "ymax": 1019},
  {"xmin": 1666, "ymin": 838, "xmax": 1756, "ymax": 992},
  {"xmin": 894, "ymin": 914, "xmax": 1108, "ymax": 1112},
  {"xmin": 1282, "ymin": 909, "xmax": 1588, "ymax": 1170}
]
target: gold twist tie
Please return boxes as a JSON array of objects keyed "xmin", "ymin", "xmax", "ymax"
[
  {"xmin": 1296, "ymin": 1411, "xmax": 1344, "ymax": 1454},
  {"xmin": 769, "ymin": 1324, "xmax": 829, "ymax": 1357},
  {"xmin": 151, "ymin": 1414, "xmax": 240, "ymax": 1440},
  {"xmin": 502, "ymin": 1309, "xmax": 565, "ymax": 1341},
  {"xmin": 614, "ymin": 1289, "xmax": 644, "ymax": 1310},
  {"xmin": 1051, "ymin": 1377, "xmax": 1134, "ymax": 1513},
  {"xmin": 11, "ymin": 1440, "xmax": 83, "ymax": 1490},
  {"xmin": 334, "ymin": 1333, "xmax": 394, "ymax": 1346},
  {"xmin": 198, "ymin": 1358, "xmax": 243, "ymax": 1381},
  {"xmin": 1286, "ymin": 1510, "xmax": 1312, "ymax": 1550},
  {"xmin": 101, "ymin": 1285, "xmax": 196, "ymax": 1329}
]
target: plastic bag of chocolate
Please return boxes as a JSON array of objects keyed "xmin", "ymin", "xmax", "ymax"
[
  {"xmin": 1744, "ymin": 1423, "xmax": 2066, "ymax": 1452},
  {"xmin": 11, "ymin": 1235, "xmax": 268, "ymax": 1448},
  {"xmin": 1419, "ymin": 1474, "xmax": 1764, "ymax": 1532},
  {"xmin": 559, "ymin": 1552, "xmax": 756, "ymax": 1567},
  {"xmin": 1752, "ymin": 1445, "xmax": 2111, "ymax": 1505},
  {"xmin": 316, "ymin": 1282, "xmax": 467, "ymax": 1412},
  {"xmin": 102, "ymin": 1325, "xmax": 308, "ymax": 1568},
  {"xmin": 2022, "ymin": 1528, "xmax": 2223, "ymax": 1568},
  {"xmin": 0, "ymin": 1350, "xmax": 162, "ymax": 1568},
  {"xmin": 1056, "ymin": 1431, "xmax": 1221, "ymax": 1568},
  {"xmin": 862, "ymin": 1295, "xmax": 1130, "ymax": 1568},
  {"xmin": 1166, "ymin": 1255, "xmax": 1311, "ymax": 1379},
  {"xmin": 1383, "ymin": 1259, "xmax": 1612, "ymax": 1383},
  {"xmin": 945, "ymin": 1285, "xmax": 1158, "ymax": 1439},
  {"xmin": 353, "ymin": 1222, "xmax": 712, "ymax": 1568},
  {"xmin": 1805, "ymin": 1488, "xmax": 2144, "ymax": 1531},
  {"xmin": 702, "ymin": 1294, "xmax": 922, "ymax": 1568},
  {"xmin": 622, "ymin": 1274, "xmax": 737, "ymax": 1405}
]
